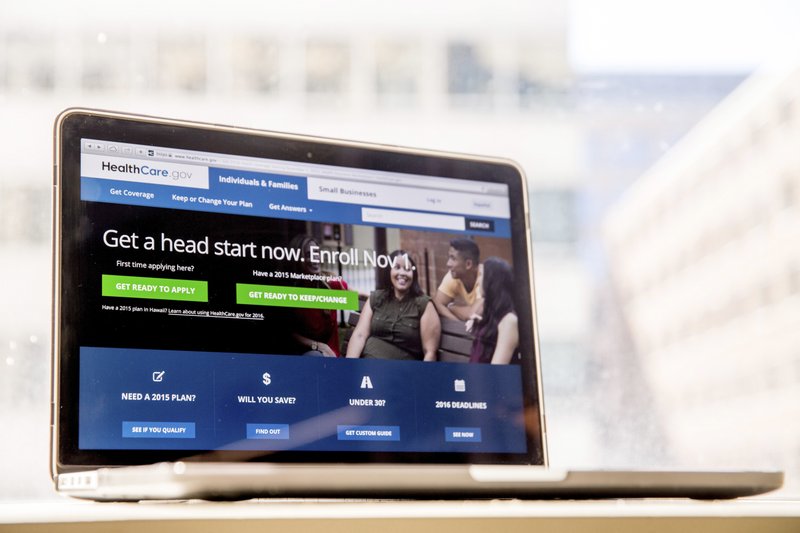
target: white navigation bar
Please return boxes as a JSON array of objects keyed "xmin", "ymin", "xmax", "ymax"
[
  {"xmin": 81, "ymin": 153, "xmax": 210, "ymax": 189},
  {"xmin": 82, "ymin": 138, "xmax": 510, "ymax": 197},
  {"xmin": 306, "ymin": 177, "xmax": 510, "ymax": 218}
]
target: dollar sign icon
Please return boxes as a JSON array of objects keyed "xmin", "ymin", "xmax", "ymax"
[{"xmin": 262, "ymin": 372, "xmax": 272, "ymax": 386}]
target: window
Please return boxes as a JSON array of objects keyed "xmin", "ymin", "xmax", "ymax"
[
  {"xmin": 82, "ymin": 33, "xmax": 131, "ymax": 92},
  {"xmin": 530, "ymin": 189, "xmax": 579, "ymax": 245},
  {"xmin": 157, "ymin": 35, "xmax": 207, "ymax": 93},
  {"xmin": 230, "ymin": 37, "xmax": 280, "ymax": 94},
  {"xmin": 447, "ymin": 42, "xmax": 493, "ymax": 107},
  {"xmin": 3, "ymin": 33, "xmax": 55, "ymax": 91},
  {"xmin": 375, "ymin": 41, "xmax": 419, "ymax": 107},
  {"xmin": 305, "ymin": 41, "xmax": 349, "ymax": 100}
]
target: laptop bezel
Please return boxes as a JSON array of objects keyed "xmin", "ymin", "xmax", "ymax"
[{"xmin": 52, "ymin": 108, "xmax": 548, "ymax": 475}]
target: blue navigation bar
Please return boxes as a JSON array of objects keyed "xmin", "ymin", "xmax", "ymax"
[{"xmin": 79, "ymin": 168, "xmax": 511, "ymax": 238}]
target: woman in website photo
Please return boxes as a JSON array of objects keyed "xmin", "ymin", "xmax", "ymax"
[
  {"xmin": 468, "ymin": 257, "xmax": 519, "ymax": 364},
  {"xmin": 346, "ymin": 250, "xmax": 440, "ymax": 361}
]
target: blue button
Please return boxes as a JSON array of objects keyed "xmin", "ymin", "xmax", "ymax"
[
  {"xmin": 445, "ymin": 427, "xmax": 482, "ymax": 442},
  {"xmin": 337, "ymin": 425, "xmax": 400, "ymax": 441},
  {"xmin": 122, "ymin": 421, "xmax": 196, "ymax": 439},
  {"xmin": 247, "ymin": 423, "xmax": 290, "ymax": 440}
]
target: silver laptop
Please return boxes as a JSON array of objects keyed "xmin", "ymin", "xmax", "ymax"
[{"xmin": 51, "ymin": 109, "xmax": 782, "ymax": 500}]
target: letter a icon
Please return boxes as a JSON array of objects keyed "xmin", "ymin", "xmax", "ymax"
[{"xmin": 360, "ymin": 376, "xmax": 373, "ymax": 389}]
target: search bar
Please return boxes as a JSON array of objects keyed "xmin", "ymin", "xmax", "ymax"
[{"xmin": 361, "ymin": 208, "xmax": 465, "ymax": 231}]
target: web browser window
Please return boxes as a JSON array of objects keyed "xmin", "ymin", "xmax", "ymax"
[{"xmin": 65, "ymin": 135, "xmax": 531, "ymax": 459}]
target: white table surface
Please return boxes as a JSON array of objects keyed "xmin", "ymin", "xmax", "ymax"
[{"xmin": 2, "ymin": 498, "xmax": 800, "ymax": 533}]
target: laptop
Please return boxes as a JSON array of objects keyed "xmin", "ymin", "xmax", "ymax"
[{"xmin": 51, "ymin": 108, "xmax": 782, "ymax": 500}]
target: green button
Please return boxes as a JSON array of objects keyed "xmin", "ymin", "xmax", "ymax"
[
  {"xmin": 237, "ymin": 283, "xmax": 358, "ymax": 311},
  {"xmin": 102, "ymin": 274, "xmax": 208, "ymax": 302}
]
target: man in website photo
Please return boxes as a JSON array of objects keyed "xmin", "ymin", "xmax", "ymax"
[{"xmin": 433, "ymin": 238, "xmax": 483, "ymax": 322}]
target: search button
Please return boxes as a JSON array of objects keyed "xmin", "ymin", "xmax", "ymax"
[{"xmin": 465, "ymin": 218, "xmax": 494, "ymax": 232}]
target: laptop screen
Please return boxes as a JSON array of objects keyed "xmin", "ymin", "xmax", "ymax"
[{"xmin": 54, "ymin": 111, "xmax": 544, "ymax": 468}]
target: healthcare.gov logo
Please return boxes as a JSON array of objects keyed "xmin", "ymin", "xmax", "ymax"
[
  {"xmin": 81, "ymin": 153, "xmax": 209, "ymax": 189},
  {"xmin": 100, "ymin": 160, "xmax": 194, "ymax": 181}
]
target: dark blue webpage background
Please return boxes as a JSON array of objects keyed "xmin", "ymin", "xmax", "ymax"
[
  {"xmin": 76, "ymin": 157, "xmax": 528, "ymax": 456},
  {"xmin": 80, "ymin": 347, "xmax": 527, "ymax": 453}
]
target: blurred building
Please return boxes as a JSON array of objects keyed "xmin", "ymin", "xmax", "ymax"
[
  {"xmin": 603, "ymin": 66, "xmax": 800, "ymax": 474},
  {"xmin": 574, "ymin": 73, "xmax": 746, "ymax": 465},
  {"xmin": 0, "ymin": 3, "xmax": 767, "ymax": 499},
  {"xmin": 0, "ymin": 0, "xmax": 593, "ymax": 497},
  {"xmin": 0, "ymin": 1, "xmax": 580, "ymax": 341}
]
